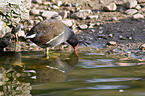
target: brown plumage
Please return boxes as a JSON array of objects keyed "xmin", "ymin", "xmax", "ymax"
[{"xmin": 26, "ymin": 19, "xmax": 78, "ymax": 53}]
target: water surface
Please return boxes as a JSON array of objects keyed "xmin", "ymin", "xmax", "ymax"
[{"xmin": 0, "ymin": 51, "xmax": 145, "ymax": 96}]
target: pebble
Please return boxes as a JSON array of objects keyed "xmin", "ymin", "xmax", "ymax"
[
  {"xmin": 79, "ymin": 24, "xmax": 88, "ymax": 29},
  {"xmin": 35, "ymin": 16, "xmax": 43, "ymax": 21},
  {"xmin": 103, "ymin": 3, "xmax": 117, "ymax": 11},
  {"xmin": 108, "ymin": 33, "xmax": 113, "ymax": 37},
  {"xmin": 32, "ymin": 0, "xmax": 42, "ymax": 4},
  {"xmin": 41, "ymin": 11, "xmax": 58, "ymax": 19},
  {"xmin": 119, "ymin": 35, "xmax": 126, "ymax": 40},
  {"xmin": 30, "ymin": 8, "xmax": 39, "ymax": 15},
  {"xmin": 125, "ymin": 9, "xmax": 138, "ymax": 15},
  {"xmin": 139, "ymin": 44, "xmax": 145, "ymax": 50},
  {"xmin": 126, "ymin": 0, "xmax": 137, "ymax": 9},
  {"xmin": 135, "ymin": 5, "xmax": 142, "ymax": 10},
  {"xmin": 112, "ymin": 17, "xmax": 118, "ymax": 21},
  {"xmin": 107, "ymin": 41, "xmax": 117, "ymax": 46},
  {"xmin": 132, "ymin": 13, "xmax": 144, "ymax": 19},
  {"xmin": 71, "ymin": 9, "xmax": 92, "ymax": 19},
  {"xmin": 52, "ymin": 5, "xmax": 59, "ymax": 9},
  {"xmin": 51, "ymin": 15, "xmax": 62, "ymax": 20},
  {"xmin": 56, "ymin": 1, "xmax": 63, "ymax": 6},
  {"xmin": 88, "ymin": 15, "xmax": 99, "ymax": 19},
  {"xmin": 61, "ymin": 19, "xmax": 73, "ymax": 27},
  {"xmin": 138, "ymin": 0, "xmax": 145, "ymax": 3}
]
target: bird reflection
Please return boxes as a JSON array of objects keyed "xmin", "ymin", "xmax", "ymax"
[{"xmin": 29, "ymin": 52, "xmax": 79, "ymax": 83}]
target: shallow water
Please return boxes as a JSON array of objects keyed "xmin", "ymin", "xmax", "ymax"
[{"xmin": 0, "ymin": 51, "xmax": 145, "ymax": 96}]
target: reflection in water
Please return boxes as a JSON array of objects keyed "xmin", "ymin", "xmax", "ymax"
[{"xmin": 0, "ymin": 51, "xmax": 78, "ymax": 95}]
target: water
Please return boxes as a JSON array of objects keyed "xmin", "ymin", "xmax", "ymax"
[{"xmin": 0, "ymin": 50, "xmax": 145, "ymax": 96}]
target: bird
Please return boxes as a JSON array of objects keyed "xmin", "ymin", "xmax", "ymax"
[
  {"xmin": 26, "ymin": 19, "xmax": 78, "ymax": 56},
  {"xmin": 0, "ymin": 32, "xmax": 12, "ymax": 51}
]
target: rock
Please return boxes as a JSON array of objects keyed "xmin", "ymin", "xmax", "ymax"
[
  {"xmin": 42, "ymin": 11, "xmax": 58, "ymax": 19},
  {"xmin": 137, "ymin": 0, "xmax": 145, "ymax": 4},
  {"xmin": 107, "ymin": 41, "xmax": 117, "ymax": 46},
  {"xmin": 108, "ymin": 34, "xmax": 113, "ymax": 38},
  {"xmin": 132, "ymin": 13, "xmax": 144, "ymax": 19},
  {"xmin": 119, "ymin": 35, "xmax": 126, "ymax": 40},
  {"xmin": 61, "ymin": 19, "xmax": 73, "ymax": 27},
  {"xmin": 126, "ymin": 0, "xmax": 137, "ymax": 9},
  {"xmin": 35, "ymin": 16, "xmax": 43, "ymax": 21},
  {"xmin": 98, "ymin": 35, "xmax": 108, "ymax": 39},
  {"xmin": 51, "ymin": 15, "xmax": 62, "ymax": 20},
  {"xmin": 43, "ymin": 2, "xmax": 51, "ymax": 5},
  {"xmin": 32, "ymin": 0, "xmax": 42, "ymax": 4},
  {"xmin": 103, "ymin": 3, "xmax": 117, "ymax": 11},
  {"xmin": 79, "ymin": 24, "xmax": 88, "ymax": 29},
  {"xmin": 88, "ymin": 15, "xmax": 98, "ymax": 19},
  {"xmin": 135, "ymin": 5, "xmax": 142, "ymax": 10},
  {"xmin": 71, "ymin": 9, "xmax": 92, "ymax": 19},
  {"xmin": 112, "ymin": 17, "xmax": 118, "ymax": 21},
  {"xmin": 30, "ymin": 8, "xmax": 39, "ymax": 15},
  {"xmin": 59, "ymin": 10, "xmax": 68, "ymax": 19},
  {"xmin": 125, "ymin": 9, "xmax": 138, "ymax": 15},
  {"xmin": 72, "ymin": 3, "xmax": 79, "ymax": 7},
  {"xmin": 52, "ymin": 5, "xmax": 59, "ymax": 9},
  {"xmin": 56, "ymin": 1, "xmax": 63, "ymax": 6},
  {"xmin": 139, "ymin": 44, "xmax": 145, "ymax": 50}
]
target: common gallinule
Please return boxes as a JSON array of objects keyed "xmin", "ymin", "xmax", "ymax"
[{"xmin": 26, "ymin": 19, "xmax": 78, "ymax": 56}]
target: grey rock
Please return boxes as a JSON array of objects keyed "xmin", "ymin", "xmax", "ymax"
[
  {"xmin": 135, "ymin": 5, "xmax": 142, "ymax": 10},
  {"xmin": 30, "ymin": 8, "xmax": 39, "ymax": 15},
  {"xmin": 56, "ymin": 1, "xmax": 63, "ymax": 6},
  {"xmin": 71, "ymin": 9, "xmax": 92, "ymax": 19},
  {"xmin": 139, "ymin": 44, "xmax": 145, "ymax": 50},
  {"xmin": 41, "ymin": 11, "xmax": 58, "ymax": 19},
  {"xmin": 125, "ymin": 9, "xmax": 138, "ymax": 15},
  {"xmin": 79, "ymin": 24, "xmax": 88, "ymax": 29},
  {"xmin": 126, "ymin": 0, "xmax": 137, "ymax": 8},
  {"xmin": 52, "ymin": 5, "xmax": 59, "ymax": 9},
  {"xmin": 35, "ymin": 16, "xmax": 43, "ymax": 21},
  {"xmin": 107, "ymin": 41, "xmax": 117, "ymax": 46},
  {"xmin": 88, "ymin": 15, "xmax": 98, "ymax": 19},
  {"xmin": 51, "ymin": 15, "xmax": 62, "ymax": 20},
  {"xmin": 103, "ymin": 3, "xmax": 117, "ymax": 11},
  {"xmin": 61, "ymin": 19, "xmax": 73, "ymax": 27},
  {"xmin": 112, "ymin": 17, "xmax": 118, "ymax": 21},
  {"xmin": 132, "ymin": 13, "xmax": 144, "ymax": 19},
  {"xmin": 32, "ymin": 0, "xmax": 42, "ymax": 4},
  {"xmin": 59, "ymin": 10, "xmax": 68, "ymax": 19},
  {"xmin": 138, "ymin": 0, "xmax": 145, "ymax": 3}
]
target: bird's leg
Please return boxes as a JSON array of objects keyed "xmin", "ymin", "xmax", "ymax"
[{"xmin": 45, "ymin": 47, "xmax": 49, "ymax": 59}]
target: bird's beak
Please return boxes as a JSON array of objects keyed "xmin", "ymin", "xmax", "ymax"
[{"xmin": 74, "ymin": 45, "xmax": 78, "ymax": 56}]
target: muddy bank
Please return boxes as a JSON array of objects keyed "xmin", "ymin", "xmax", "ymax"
[{"xmin": 3, "ymin": 0, "xmax": 145, "ymax": 60}]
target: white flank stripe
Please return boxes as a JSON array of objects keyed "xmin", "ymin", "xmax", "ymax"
[
  {"xmin": 26, "ymin": 34, "xmax": 36, "ymax": 38},
  {"xmin": 46, "ymin": 31, "xmax": 64, "ymax": 44}
]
